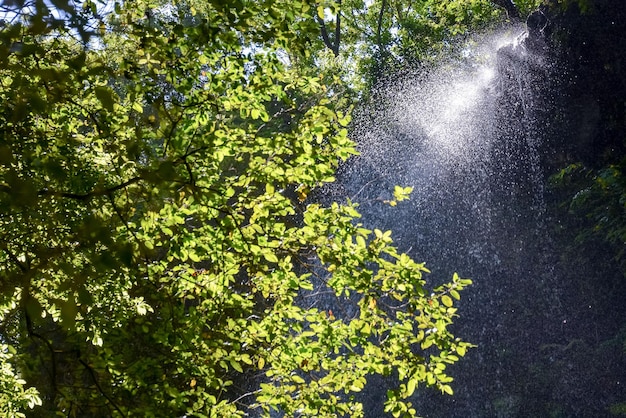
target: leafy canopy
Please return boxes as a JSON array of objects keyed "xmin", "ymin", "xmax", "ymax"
[
  {"xmin": 307, "ymin": 0, "xmax": 543, "ymax": 91},
  {"xmin": 1, "ymin": 0, "xmax": 472, "ymax": 416}
]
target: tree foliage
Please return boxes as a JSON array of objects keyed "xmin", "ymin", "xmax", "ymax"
[
  {"xmin": 1, "ymin": 0, "xmax": 473, "ymax": 416},
  {"xmin": 552, "ymin": 160, "xmax": 626, "ymax": 274},
  {"xmin": 308, "ymin": 0, "xmax": 542, "ymax": 90}
]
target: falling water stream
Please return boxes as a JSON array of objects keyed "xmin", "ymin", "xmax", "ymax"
[
  {"xmin": 328, "ymin": 21, "xmax": 626, "ymax": 417},
  {"xmin": 339, "ymin": 27, "xmax": 534, "ymax": 290}
]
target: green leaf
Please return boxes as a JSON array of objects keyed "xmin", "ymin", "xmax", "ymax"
[
  {"xmin": 263, "ymin": 251, "xmax": 278, "ymax": 263},
  {"xmin": 406, "ymin": 378, "xmax": 417, "ymax": 397},
  {"xmin": 230, "ymin": 359, "xmax": 243, "ymax": 373},
  {"xmin": 94, "ymin": 86, "xmax": 115, "ymax": 111},
  {"xmin": 25, "ymin": 297, "xmax": 43, "ymax": 320},
  {"xmin": 317, "ymin": 5, "xmax": 325, "ymax": 19},
  {"xmin": 60, "ymin": 295, "xmax": 78, "ymax": 330}
]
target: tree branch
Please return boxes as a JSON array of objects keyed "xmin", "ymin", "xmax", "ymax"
[
  {"xmin": 316, "ymin": 1, "xmax": 342, "ymax": 56},
  {"xmin": 79, "ymin": 358, "xmax": 127, "ymax": 417},
  {"xmin": 376, "ymin": 0, "xmax": 387, "ymax": 51},
  {"xmin": 36, "ymin": 176, "xmax": 144, "ymax": 201},
  {"xmin": 333, "ymin": 0, "xmax": 342, "ymax": 56},
  {"xmin": 316, "ymin": 14, "xmax": 335, "ymax": 53},
  {"xmin": 24, "ymin": 307, "xmax": 59, "ymax": 396}
]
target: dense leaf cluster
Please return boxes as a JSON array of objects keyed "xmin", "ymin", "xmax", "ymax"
[{"xmin": 0, "ymin": 0, "xmax": 480, "ymax": 416}]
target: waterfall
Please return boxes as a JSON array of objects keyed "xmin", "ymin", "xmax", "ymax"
[
  {"xmin": 340, "ymin": 27, "xmax": 534, "ymax": 286},
  {"xmin": 332, "ymin": 26, "xmax": 570, "ymax": 417}
]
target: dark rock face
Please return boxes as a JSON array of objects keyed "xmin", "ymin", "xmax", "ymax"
[{"xmin": 543, "ymin": 0, "xmax": 626, "ymax": 169}]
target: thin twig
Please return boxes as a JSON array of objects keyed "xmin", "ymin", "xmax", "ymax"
[{"xmin": 79, "ymin": 358, "xmax": 127, "ymax": 417}]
